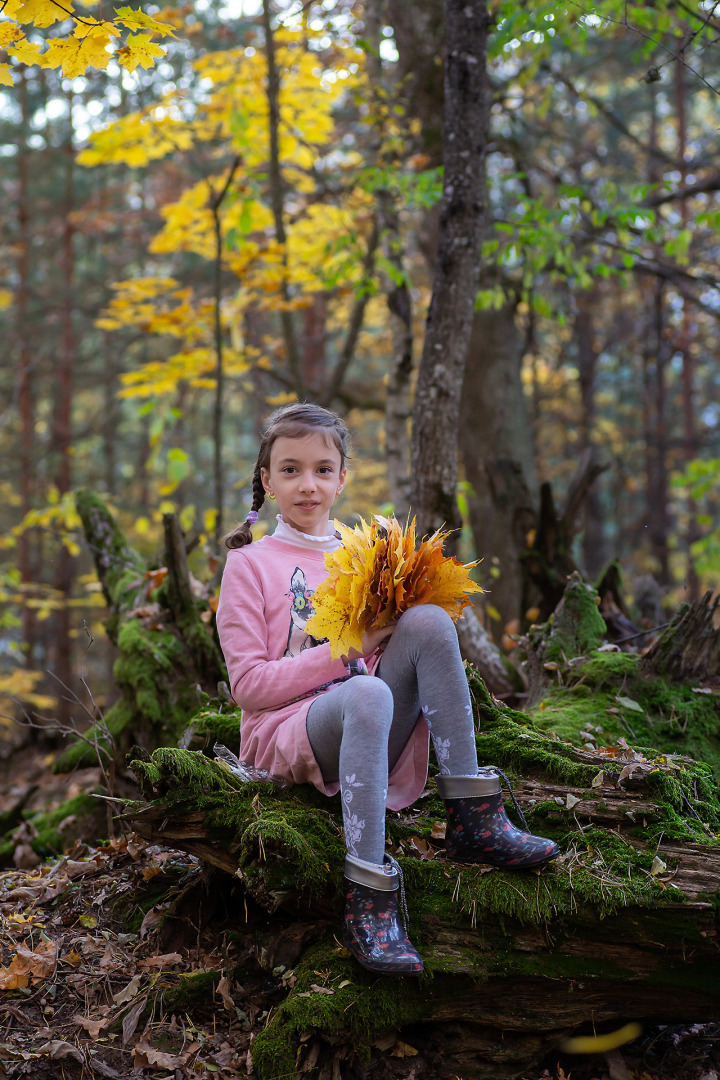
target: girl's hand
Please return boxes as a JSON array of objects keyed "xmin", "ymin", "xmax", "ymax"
[{"xmin": 342, "ymin": 623, "xmax": 395, "ymax": 664}]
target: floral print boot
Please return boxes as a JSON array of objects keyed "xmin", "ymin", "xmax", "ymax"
[
  {"xmin": 343, "ymin": 854, "xmax": 424, "ymax": 976},
  {"xmin": 437, "ymin": 769, "xmax": 559, "ymax": 869}
]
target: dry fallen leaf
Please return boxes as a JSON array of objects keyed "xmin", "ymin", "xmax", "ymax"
[
  {"xmin": 132, "ymin": 1034, "xmax": 196, "ymax": 1070},
  {"xmin": 36, "ymin": 1041, "xmax": 84, "ymax": 1063},
  {"xmin": 216, "ymin": 974, "xmax": 236, "ymax": 1011},
  {"xmin": 137, "ymin": 952, "xmax": 182, "ymax": 970},
  {"xmin": 0, "ymin": 940, "xmax": 58, "ymax": 990},
  {"xmin": 122, "ymin": 996, "xmax": 148, "ymax": 1047},
  {"xmin": 389, "ymin": 1039, "xmax": 419, "ymax": 1058},
  {"xmin": 112, "ymin": 973, "xmax": 143, "ymax": 1006},
  {"xmin": 72, "ymin": 1014, "xmax": 110, "ymax": 1038}
]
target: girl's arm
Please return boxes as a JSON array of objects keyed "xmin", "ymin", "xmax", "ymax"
[{"xmin": 216, "ymin": 554, "xmax": 348, "ymax": 711}]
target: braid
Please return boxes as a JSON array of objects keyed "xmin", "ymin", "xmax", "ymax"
[
  {"xmin": 250, "ymin": 460, "xmax": 266, "ymax": 514},
  {"xmin": 224, "ymin": 457, "xmax": 266, "ymax": 550}
]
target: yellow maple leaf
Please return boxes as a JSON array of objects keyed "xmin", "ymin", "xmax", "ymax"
[
  {"xmin": 39, "ymin": 32, "xmax": 113, "ymax": 76},
  {"xmin": 14, "ymin": 0, "xmax": 69, "ymax": 27},
  {"xmin": 114, "ymin": 5, "xmax": 177, "ymax": 36},
  {"xmin": 117, "ymin": 32, "xmax": 165, "ymax": 72},
  {"xmin": 0, "ymin": 24, "xmax": 24, "ymax": 46},
  {"xmin": 306, "ymin": 516, "xmax": 483, "ymax": 659},
  {"xmin": 0, "ymin": 63, "xmax": 13, "ymax": 86},
  {"xmin": 8, "ymin": 37, "xmax": 44, "ymax": 63},
  {"xmin": 73, "ymin": 18, "xmax": 120, "ymax": 41}
]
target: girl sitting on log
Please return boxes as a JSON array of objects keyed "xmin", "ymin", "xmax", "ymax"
[{"xmin": 216, "ymin": 403, "xmax": 558, "ymax": 977}]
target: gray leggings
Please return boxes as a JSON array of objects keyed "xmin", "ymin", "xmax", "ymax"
[{"xmin": 306, "ymin": 605, "xmax": 478, "ymax": 864}]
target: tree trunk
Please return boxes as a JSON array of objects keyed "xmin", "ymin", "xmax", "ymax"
[
  {"xmin": 460, "ymin": 299, "xmax": 538, "ymax": 637},
  {"xmin": 410, "ymin": 0, "xmax": 490, "ymax": 549},
  {"xmin": 641, "ymin": 85, "xmax": 671, "ymax": 586},
  {"xmin": 16, "ymin": 69, "xmax": 37, "ymax": 670},
  {"xmin": 52, "ymin": 91, "xmax": 76, "ymax": 726},
  {"xmin": 675, "ymin": 58, "xmax": 700, "ymax": 602},
  {"xmin": 53, "ymin": 493, "xmax": 226, "ymax": 773},
  {"xmin": 364, "ymin": 0, "xmax": 414, "ymax": 517},
  {"xmin": 574, "ymin": 286, "xmax": 607, "ymax": 578}
]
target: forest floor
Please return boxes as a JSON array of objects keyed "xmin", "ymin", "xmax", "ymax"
[{"xmin": 1, "ymin": 744, "xmax": 718, "ymax": 1080}]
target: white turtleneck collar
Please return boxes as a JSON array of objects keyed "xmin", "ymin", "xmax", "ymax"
[{"xmin": 272, "ymin": 515, "xmax": 342, "ymax": 553}]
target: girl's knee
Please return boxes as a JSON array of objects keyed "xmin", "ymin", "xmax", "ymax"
[
  {"xmin": 343, "ymin": 675, "xmax": 394, "ymax": 727},
  {"xmin": 398, "ymin": 604, "xmax": 455, "ymax": 640}
]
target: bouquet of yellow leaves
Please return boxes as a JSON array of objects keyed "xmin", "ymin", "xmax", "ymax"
[{"xmin": 305, "ymin": 514, "xmax": 483, "ymax": 660}]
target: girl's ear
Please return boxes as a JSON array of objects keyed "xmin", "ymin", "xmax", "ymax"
[
  {"xmin": 336, "ymin": 468, "xmax": 347, "ymax": 497},
  {"xmin": 260, "ymin": 466, "xmax": 271, "ymax": 494}
]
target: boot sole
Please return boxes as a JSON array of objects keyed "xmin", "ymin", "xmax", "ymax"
[
  {"xmin": 344, "ymin": 938, "xmax": 424, "ymax": 977},
  {"xmin": 351, "ymin": 953, "xmax": 424, "ymax": 977},
  {"xmin": 446, "ymin": 848, "xmax": 560, "ymax": 870}
]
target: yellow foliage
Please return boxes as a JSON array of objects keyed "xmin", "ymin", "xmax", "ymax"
[
  {"xmin": 0, "ymin": 490, "xmax": 82, "ymax": 551},
  {"xmin": 265, "ymin": 391, "xmax": 297, "ymax": 407},
  {"xmin": 306, "ymin": 516, "xmax": 483, "ymax": 659},
  {"xmin": 1, "ymin": 0, "xmax": 173, "ymax": 81},
  {"xmin": 0, "ymin": 288, "xmax": 13, "ymax": 309},
  {"xmin": 0, "ymin": 669, "xmax": 56, "ymax": 712}
]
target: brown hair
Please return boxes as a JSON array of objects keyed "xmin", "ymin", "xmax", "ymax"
[{"xmin": 224, "ymin": 402, "xmax": 350, "ymax": 549}]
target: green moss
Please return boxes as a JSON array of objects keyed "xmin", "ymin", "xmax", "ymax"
[
  {"xmin": 253, "ymin": 937, "xmax": 429, "ymax": 1080},
  {"xmin": 539, "ymin": 573, "xmax": 607, "ymax": 663},
  {"xmin": 26, "ymin": 793, "xmax": 102, "ymax": 857},
  {"xmin": 160, "ymin": 970, "xmax": 225, "ymax": 1011},
  {"xmin": 75, "ymin": 490, "xmax": 145, "ymax": 640},
  {"xmin": 528, "ymin": 648, "xmax": 720, "ymax": 783},
  {"xmin": 186, "ymin": 705, "xmax": 243, "ymax": 751}
]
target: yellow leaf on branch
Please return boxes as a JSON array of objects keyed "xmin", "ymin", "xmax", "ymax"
[
  {"xmin": 117, "ymin": 32, "xmax": 165, "ymax": 72},
  {"xmin": 12, "ymin": 0, "xmax": 69, "ymax": 28},
  {"xmin": 306, "ymin": 516, "xmax": 483, "ymax": 660}
]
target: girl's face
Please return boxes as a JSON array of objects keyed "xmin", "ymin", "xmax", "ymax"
[{"xmin": 261, "ymin": 432, "xmax": 346, "ymax": 536}]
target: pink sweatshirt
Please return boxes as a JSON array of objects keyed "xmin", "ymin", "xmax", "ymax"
[{"xmin": 215, "ymin": 533, "xmax": 430, "ymax": 810}]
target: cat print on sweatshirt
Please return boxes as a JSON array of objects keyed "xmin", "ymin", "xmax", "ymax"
[{"xmin": 283, "ymin": 567, "xmax": 324, "ymax": 658}]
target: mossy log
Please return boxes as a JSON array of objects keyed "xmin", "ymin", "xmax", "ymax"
[
  {"xmin": 123, "ymin": 672, "xmax": 720, "ymax": 1080},
  {"xmin": 54, "ymin": 492, "xmax": 226, "ymax": 773},
  {"xmin": 641, "ymin": 590, "xmax": 720, "ymax": 682}
]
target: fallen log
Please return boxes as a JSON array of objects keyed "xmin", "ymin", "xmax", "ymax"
[{"xmin": 123, "ymin": 675, "xmax": 720, "ymax": 1080}]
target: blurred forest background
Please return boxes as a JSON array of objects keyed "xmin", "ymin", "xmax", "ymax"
[{"xmin": 2, "ymin": 0, "xmax": 720, "ymax": 736}]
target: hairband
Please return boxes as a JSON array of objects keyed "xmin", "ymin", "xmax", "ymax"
[{"xmin": 245, "ymin": 510, "xmax": 258, "ymax": 525}]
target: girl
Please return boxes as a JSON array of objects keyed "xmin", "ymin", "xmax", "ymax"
[{"xmin": 216, "ymin": 403, "xmax": 558, "ymax": 977}]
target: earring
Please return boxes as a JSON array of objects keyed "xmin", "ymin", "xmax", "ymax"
[{"xmin": 267, "ymin": 492, "xmax": 276, "ymax": 500}]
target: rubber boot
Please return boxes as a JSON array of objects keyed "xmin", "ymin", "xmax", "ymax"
[
  {"xmin": 343, "ymin": 854, "xmax": 424, "ymax": 976},
  {"xmin": 437, "ymin": 769, "xmax": 559, "ymax": 869}
]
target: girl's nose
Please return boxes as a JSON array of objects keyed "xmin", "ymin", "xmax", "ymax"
[{"xmin": 299, "ymin": 472, "xmax": 317, "ymax": 491}]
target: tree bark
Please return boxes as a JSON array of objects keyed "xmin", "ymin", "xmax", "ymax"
[
  {"xmin": 52, "ymin": 90, "xmax": 76, "ymax": 726},
  {"xmin": 574, "ymin": 286, "xmax": 607, "ymax": 578},
  {"xmin": 410, "ymin": 0, "xmax": 490, "ymax": 549},
  {"xmin": 364, "ymin": 0, "xmax": 414, "ymax": 518},
  {"xmin": 262, "ymin": 0, "xmax": 302, "ymax": 396},
  {"xmin": 460, "ymin": 299, "xmax": 538, "ymax": 636},
  {"xmin": 16, "ymin": 69, "xmax": 37, "ymax": 670}
]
